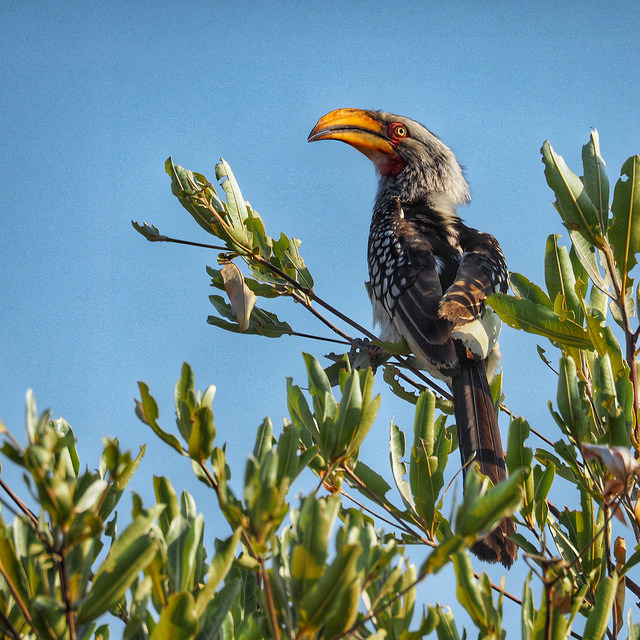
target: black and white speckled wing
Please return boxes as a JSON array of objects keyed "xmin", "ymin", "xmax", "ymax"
[{"xmin": 368, "ymin": 197, "xmax": 458, "ymax": 377}]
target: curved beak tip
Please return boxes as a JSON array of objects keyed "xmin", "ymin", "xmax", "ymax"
[{"xmin": 307, "ymin": 108, "xmax": 393, "ymax": 160}]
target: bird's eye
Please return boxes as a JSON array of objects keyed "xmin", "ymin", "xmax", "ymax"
[{"xmin": 390, "ymin": 123, "xmax": 407, "ymax": 140}]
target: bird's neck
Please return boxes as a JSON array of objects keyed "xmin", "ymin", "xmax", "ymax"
[{"xmin": 376, "ymin": 160, "xmax": 470, "ymax": 208}]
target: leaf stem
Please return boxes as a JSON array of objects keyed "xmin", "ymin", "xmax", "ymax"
[{"xmin": 56, "ymin": 536, "xmax": 76, "ymax": 640}]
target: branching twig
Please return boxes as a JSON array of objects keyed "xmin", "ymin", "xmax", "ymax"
[{"xmin": 0, "ymin": 478, "xmax": 38, "ymax": 527}]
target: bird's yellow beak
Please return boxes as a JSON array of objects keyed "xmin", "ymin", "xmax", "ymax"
[{"xmin": 307, "ymin": 108, "xmax": 394, "ymax": 160}]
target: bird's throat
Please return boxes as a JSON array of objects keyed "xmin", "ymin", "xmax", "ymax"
[{"xmin": 377, "ymin": 155, "xmax": 406, "ymax": 178}]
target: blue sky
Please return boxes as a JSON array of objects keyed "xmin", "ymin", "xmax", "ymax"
[{"xmin": 2, "ymin": 1, "xmax": 639, "ymax": 634}]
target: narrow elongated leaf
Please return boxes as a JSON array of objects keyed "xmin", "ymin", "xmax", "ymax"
[
  {"xmin": 154, "ymin": 475, "xmax": 180, "ymax": 535},
  {"xmin": 582, "ymin": 574, "xmax": 619, "ymax": 640},
  {"xmin": 351, "ymin": 460, "xmax": 391, "ymax": 499},
  {"xmin": 410, "ymin": 391, "xmax": 447, "ymax": 532},
  {"xmin": 581, "ymin": 130, "xmax": 609, "ymax": 229},
  {"xmin": 390, "ymin": 422, "xmax": 416, "ymax": 514},
  {"xmin": 290, "ymin": 495, "xmax": 340, "ymax": 603},
  {"xmin": 298, "ymin": 544, "xmax": 361, "ymax": 632},
  {"xmin": 195, "ymin": 528, "xmax": 242, "ymax": 617},
  {"xmin": 77, "ymin": 505, "xmax": 164, "ymax": 624},
  {"xmin": 303, "ymin": 353, "xmax": 333, "ymax": 416},
  {"xmin": 215, "ymin": 159, "xmax": 248, "ymax": 229},
  {"xmin": 287, "ymin": 378, "xmax": 320, "ymax": 442},
  {"xmin": 509, "ymin": 272, "xmax": 552, "ymax": 308},
  {"xmin": 435, "ymin": 604, "xmax": 462, "ymax": 640},
  {"xmin": 195, "ymin": 579, "xmax": 242, "ymax": 640},
  {"xmin": 584, "ymin": 310, "xmax": 625, "ymax": 380},
  {"xmin": 252, "ymin": 416, "xmax": 273, "ymax": 462},
  {"xmin": 557, "ymin": 356, "xmax": 590, "ymax": 441},
  {"xmin": 610, "ymin": 155, "xmax": 640, "ymax": 294},
  {"xmin": 541, "ymin": 140, "xmax": 602, "ymax": 246},
  {"xmin": 570, "ymin": 229, "xmax": 609, "ymax": 294},
  {"xmin": 334, "ymin": 371, "xmax": 362, "ymax": 456},
  {"xmin": 0, "ymin": 536, "xmax": 32, "ymax": 623},
  {"xmin": 506, "ymin": 417, "xmax": 534, "ymax": 521},
  {"xmin": 136, "ymin": 383, "xmax": 183, "ymax": 454},
  {"xmin": 344, "ymin": 392, "xmax": 380, "ymax": 459},
  {"xmin": 179, "ymin": 514, "xmax": 204, "ymax": 592},
  {"xmin": 545, "ymin": 234, "xmax": 583, "ymax": 325},
  {"xmin": 488, "ymin": 293, "xmax": 593, "ymax": 349},
  {"xmin": 455, "ymin": 469, "xmax": 523, "ymax": 537},
  {"xmin": 452, "ymin": 553, "xmax": 485, "ymax": 627}
]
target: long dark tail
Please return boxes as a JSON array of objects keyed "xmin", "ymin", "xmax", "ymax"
[{"xmin": 451, "ymin": 356, "xmax": 517, "ymax": 568}]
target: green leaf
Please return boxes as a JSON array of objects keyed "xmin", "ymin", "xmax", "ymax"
[
  {"xmin": 287, "ymin": 378, "xmax": 320, "ymax": 443},
  {"xmin": 166, "ymin": 158, "xmax": 222, "ymax": 236},
  {"xmin": 488, "ymin": 293, "xmax": 593, "ymax": 349},
  {"xmin": 276, "ymin": 422, "xmax": 306, "ymax": 483},
  {"xmin": 351, "ymin": 460, "xmax": 392, "ymax": 499},
  {"xmin": 533, "ymin": 465, "xmax": 555, "ymax": 527},
  {"xmin": 180, "ymin": 515, "xmax": 204, "ymax": 592},
  {"xmin": 541, "ymin": 140, "xmax": 602, "ymax": 246},
  {"xmin": 74, "ymin": 478, "xmax": 108, "ymax": 513},
  {"xmin": 509, "ymin": 272, "xmax": 552, "ymax": 308},
  {"xmin": 195, "ymin": 579, "xmax": 242, "ymax": 640},
  {"xmin": 0, "ymin": 535, "xmax": 32, "ymax": 623},
  {"xmin": 410, "ymin": 391, "xmax": 448, "ymax": 533},
  {"xmin": 195, "ymin": 528, "xmax": 242, "ymax": 617},
  {"xmin": 506, "ymin": 417, "xmax": 534, "ymax": 521},
  {"xmin": 609, "ymin": 155, "xmax": 640, "ymax": 296},
  {"xmin": 455, "ymin": 469, "xmax": 523, "ymax": 538},
  {"xmin": 434, "ymin": 604, "xmax": 462, "ymax": 640},
  {"xmin": 389, "ymin": 422, "xmax": 417, "ymax": 514},
  {"xmin": 136, "ymin": 382, "xmax": 184, "ymax": 455},
  {"xmin": 334, "ymin": 369, "xmax": 363, "ymax": 457},
  {"xmin": 298, "ymin": 544, "xmax": 361, "ymax": 633},
  {"xmin": 557, "ymin": 356, "xmax": 590, "ymax": 441},
  {"xmin": 290, "ymin": 495, "xmax": 340, "ymax": 604},
  {"xmin": 25, "ymin": 388, "xmax": 38, "ymax": 443},
  {"xmin": 545, "ymin": 234, "xmax": 584, "ymax": 325},
  {"xmin": 32, "ymin": 596, "xmax": 66, "ymax": 639},
  {"xmin": 569, "ymin": 229, "xmax": 609, "ymax": 293},
  {"xmin": 215, "ymin": 159, "xmax": 248, "ymax": 230},
  {"xmin": 584, "ymin": 310, "xmax": 625, "ymax": 381},
  {"xmin": 581, "ymin": 129, "xmax": 610, "ymax": 231},
  {"xmin": 451, "ymin": 553, "xmax": 485, "ymax": 627},
  {"xmin": 76, "ymin": 505, "xmax": 164, "ymax": 624},
  {"xmin": 582, "ymin": 573, "xmax": 618, "ymax": 640},
  {"xmin": 150, "ymin": 592, "xmax": 198, "ymax": 640}
]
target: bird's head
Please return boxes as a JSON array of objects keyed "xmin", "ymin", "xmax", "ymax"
[{"xmin": 308, "ymin": 108, "xmax": 470, "ymax": 206}]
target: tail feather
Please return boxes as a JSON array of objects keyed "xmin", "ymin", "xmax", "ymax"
[{"xmin": 451, "ymin": 356, "xmax": 517, "ymax": 568}]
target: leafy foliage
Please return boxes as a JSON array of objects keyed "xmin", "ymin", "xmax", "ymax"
[{"xmin": 0, "ymin": 134, "xmax": 639, "ymax": 639}]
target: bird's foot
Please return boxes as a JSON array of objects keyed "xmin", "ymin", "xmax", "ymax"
[{"xmin": 350, "ymin": 337, "xmax": 388, "ymax": 373}]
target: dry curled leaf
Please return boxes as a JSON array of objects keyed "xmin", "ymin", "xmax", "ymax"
[
  {"xmin": 220, "ymin": 262, "xmax": 257, "ymax": 331},
  {"xmin": 581, "ymin": 444, "xmax": 640, "ymax": 484}
]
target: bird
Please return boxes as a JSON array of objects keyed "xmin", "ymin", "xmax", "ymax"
[{"xmin": 308, "ymin": 108, "xmax": 517, "ymax": 567}]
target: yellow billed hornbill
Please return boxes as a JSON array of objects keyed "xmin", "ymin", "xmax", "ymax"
[{"xmin": 308, "ymin": 108, "xmax": 517, "ymax": 567}]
